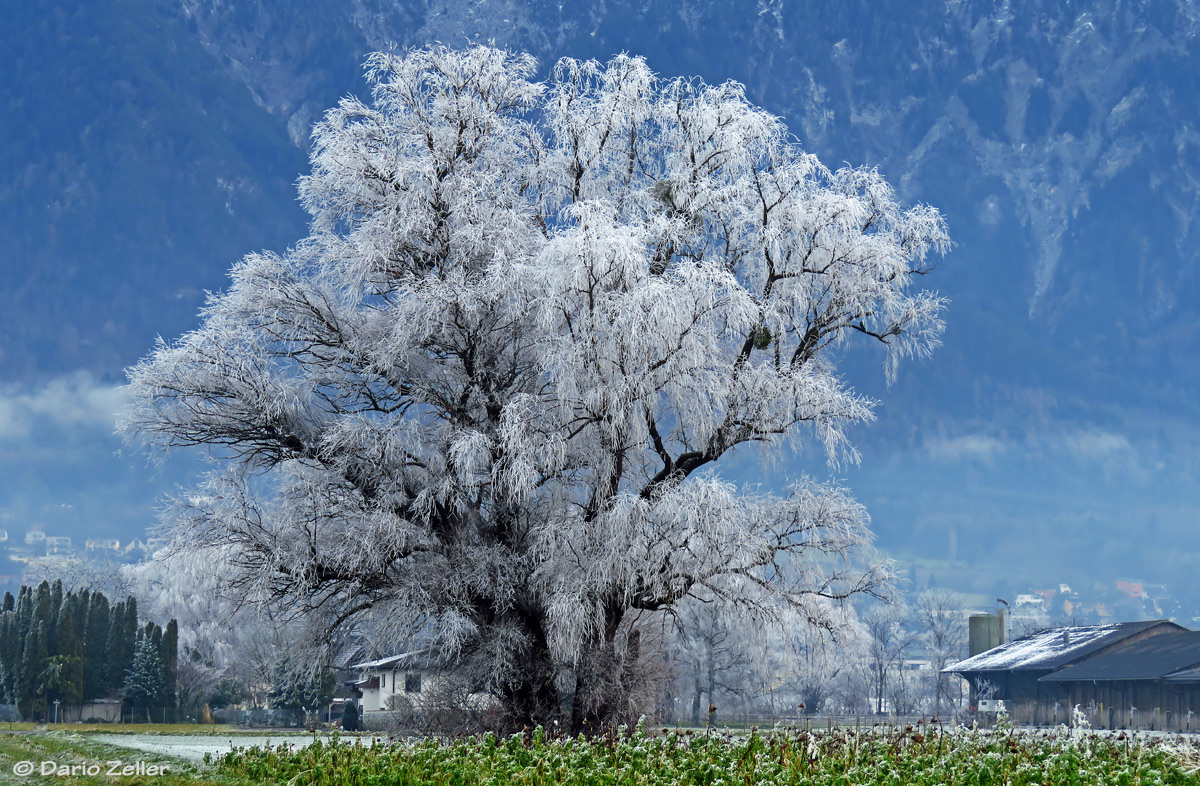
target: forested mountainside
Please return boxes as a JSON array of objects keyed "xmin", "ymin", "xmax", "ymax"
[{"xmin": 4, "ymin": 0, "xmax": 1198, "ymax": 596}]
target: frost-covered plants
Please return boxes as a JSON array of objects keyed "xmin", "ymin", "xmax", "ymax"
[
  {"xmin": 124, "ymin": 45, "xmax": 950, "ymax": 733},
  {"xmin": 215, "ymin": 726, "xmax": 1200, "ymax": 785}
]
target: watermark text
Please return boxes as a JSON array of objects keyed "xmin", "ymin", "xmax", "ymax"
[{"xmin": 12, "ymin": 759, "xmax": 171, "ymax": 777}]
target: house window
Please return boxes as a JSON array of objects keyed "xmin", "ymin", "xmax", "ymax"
[{"xmin": 405, "ymin": 673, "xmax": 421, "ymax": 693}]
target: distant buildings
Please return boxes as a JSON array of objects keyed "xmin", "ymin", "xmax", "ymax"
[{"xmin": 0, "ymin": 524, "xmax": 163, "ymax": 588}]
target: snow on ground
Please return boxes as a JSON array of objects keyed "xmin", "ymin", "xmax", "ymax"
[{"xmin": 87, "ymin": 734, "xmax": 385, "ymax": 762}]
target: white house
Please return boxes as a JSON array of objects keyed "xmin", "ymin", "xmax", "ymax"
[
  {"xmin": 350, "ymin": 650, "xmax": 434, "ymax": 712},
  {"xmin": 349, "ymin": 650, "xmax": 496, "ymax": 716}
]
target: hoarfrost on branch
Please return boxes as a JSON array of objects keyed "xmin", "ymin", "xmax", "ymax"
[{"xmin": 123, "ymin": 45, "xmax": 950, "ymax": 731}]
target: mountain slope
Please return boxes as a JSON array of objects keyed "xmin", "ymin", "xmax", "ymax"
[{"xmin": 4, "ymin": 0, "xmax": 1199, "ymax": 598}]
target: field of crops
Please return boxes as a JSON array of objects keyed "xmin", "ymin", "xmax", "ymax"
[{"xmin": 215, "ymin": 722, "xmax": 1200, "ymax": 786}]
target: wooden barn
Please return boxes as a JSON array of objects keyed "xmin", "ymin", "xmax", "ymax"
[
  {"xmin": 946, "ymin": 619, "xmax": 1195, "ymax": 728},
  {"xmin": 1040, "ymin": 630, "xmax": 1200, "ymax": 730}
]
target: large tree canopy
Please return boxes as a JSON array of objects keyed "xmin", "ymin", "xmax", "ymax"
[{"xmin": 124, "ymin": 45, "xmax": 949, "ymax": 731}]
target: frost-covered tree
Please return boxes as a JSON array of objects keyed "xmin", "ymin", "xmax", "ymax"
[
  {"xmin": 124, "ymin": 45, "xmax": 949, "ymax": 731},
  {"xmin": 862, "ymin": 602, "xmax": 913, "ymax": 715},
  {"xmin": 123, "ymin": 634, "xmax": 165, "ymax": 720},
  {"xmin": 788, "ymin": 603, "xmax": 865, "ymax": 716},
  {"xmin": 914, "ymin": 588, "xmax": 967, "ymax": 716}
]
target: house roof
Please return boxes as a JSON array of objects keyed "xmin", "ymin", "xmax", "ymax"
[
  {"xmin": 332, "ymin": 642, "xmax": 373, "ymax": 670},
  {"xmin": 350, "ymin": 648, "xmax": 440, "ymax": 671},
  {"xmin": 1040, "ymin": 631, "xmax": 1200, "ymax": 682},
  {"xmin": 945, "ymin": 620, "xmax": 1180, "ymax": 674}
]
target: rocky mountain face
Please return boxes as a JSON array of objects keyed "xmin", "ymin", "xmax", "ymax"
[{"xmin": 5, "ymin": 0, "xmax": 1198, "ymax": 593}]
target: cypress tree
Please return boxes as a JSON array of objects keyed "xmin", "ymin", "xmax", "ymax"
[
  {"xmin": 2, "ymin": 591, "xmax": 13, "ymax": 613},
  {"xmin": 83, "ymin": 592, "xmax": 110, "ymax": 702},
  {"xmin": 54, "ymin": 597, "xmax": 84, "ymax": 708},
  {"xmin": 14, "ymin": 587, "xmax": 32, "ymax": 699},
  {"xmin": 160, "ymin": 619, "xmax": 178, "ymax": 709},
  {"xmin": 0, "ymin": 612, "xmax": 16, "ymax": 703},
  {"xmin": 107, "ymin": 600, "xmax": 130, "ymax": 696},
  {"xmin": 124, "ymin": 598, "xmax": 138, "ymax": 656},
  {"xmin": 16, "ymin": 622, "xmax": 47, "ymax": 720},
  {"xmin": 72, "ymin": 590, "xmax": 88, "ymax": 644},
  {"xmin": 48, "ymin": 580, "xmax": 63, "ymax": 643},
  {"xmin": 15, "ymin": 586, "xmax": 31, "ymax": 643},
  {"xmin": 147, "ymin": 623, "xmax": 163, "ymax": 712},
  {"xmin": 32, "ymin": 582, "xmax": 51, "ymax": 642}
]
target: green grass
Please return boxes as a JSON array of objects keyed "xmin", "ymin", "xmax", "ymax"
[{"xmin": 0, "ymin": 732, "xmax": 238, "ymax": 786}]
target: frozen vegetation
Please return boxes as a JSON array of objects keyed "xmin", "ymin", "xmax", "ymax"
[{"xmin": 124, "ymin": 44, "xmax": 948, "ymax": 732}]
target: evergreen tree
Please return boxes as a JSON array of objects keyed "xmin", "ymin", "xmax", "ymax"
[
  {"xmin": 72, "ymin": 590, "xmax": 89, "ymax": 645},
  {"xmin": 270, "ymin": 665, "xmax": 336, "ymax": 725},
  {"xmin": 106, "ymin": 600, "xmax": 124, "ymax": 695},
  {"xmin": 11, "ymin": 587, "xmax": 32, "ymax": 704},
  {"xmin": 15, "ymin": 586, "xmax": 31, "ymax": 642},
  {"xmin": 124, "ymin": 598, "xmax": 139, "ymax": 662},
  {"xmin": 47, "ymin": 580, "xmax": 63, "ymax": 648},
  {"xmin": 123, "ymin": 635, "xmax": 164, "ymax": 722},
  {"xmin": 0, "ymin": 612, "xmax": 16, "ymax": 703},
  {"xmin": 83, "ymin": 592, "xmax": 110, "ymax": 702},
  {"xmin": 341, "ymin": 702, "xmax": 359, "ymax": 732},
  {"xmin": 210, "ymin": 678, "xmax": 249, "ymax": 708},
  {"xmin": 32, "ymin": 582, "xmax": 51, "ymax": 645},
  {"xmin": 16, "ymin": 622, "xmax": 47, "ymax": 720},
  {"xmin": 1, "ymin": 591, "xmax": 13, "ymax": 612},
  {"xmin": 147, "ymin": 621, "xmax": 162, "ymax": 655},
  {"xmin": 160, "ymin": 619, "xmax": 178, "ymax": 709},
  {"xmin": 106, "ymin": 599, "xmax": 138, "ymax": 696},
  {"xmin": 53, "ymin": 597, "xmax": 84, "ymax": 708},
  {"xmin": 38, "ymin": 656, "xmax": 79, "ymax": 721}
]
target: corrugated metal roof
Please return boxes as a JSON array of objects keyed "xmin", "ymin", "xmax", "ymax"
[
  {"xmin": 1041, "ymin": 631, "xmax": 1200, "ymax": 682},
  {"xmin": 1163, "ymin": 666, "xmax": 1200, "ymax": 683},
  {"xmin": 946, "ymin": 620, "xmax": 1176, "ymax": 674}
]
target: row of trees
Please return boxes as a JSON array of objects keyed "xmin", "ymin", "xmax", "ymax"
[
  {"xmin": 672, "ymin": 589, "xmax": 970, "ymax": 724},
  {"xmin": 0, "ymin": 581, "xmax": 178, "ymax": 721}
]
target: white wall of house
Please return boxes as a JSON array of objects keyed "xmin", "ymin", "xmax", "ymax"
[{"xmin": 359, "ymin": 667, "xmax": 428, "ymax": 712}]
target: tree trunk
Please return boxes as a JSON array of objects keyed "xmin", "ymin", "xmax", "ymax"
[
  {"xmin": 568, "ymin": 642, "xmax": 622, "ymax": 734},
  {"xmin": 502, "ymin": 641, "xmax": 560, "ymax": 731},
  {"xmin": 706, "ymin": 639, "xmax": 716, "ymax": 726}
]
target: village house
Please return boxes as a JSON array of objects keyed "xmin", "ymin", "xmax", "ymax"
[
  {"xmin": 350, "ymin": 650, "xmax": 439, "ymax": 713},
  {"xmin": 350, "ymin": 649, "xmax": 497, "ymax": 721}
]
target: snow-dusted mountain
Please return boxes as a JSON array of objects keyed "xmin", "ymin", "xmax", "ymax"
[{"xmin": 4, "ymin": 0, "xmax": 1198, "ymax": 600}]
